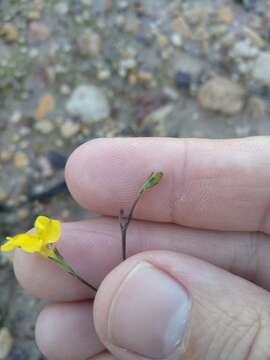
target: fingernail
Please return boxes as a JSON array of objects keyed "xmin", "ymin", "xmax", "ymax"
[{"xmin": 108, "ymin": 262, "xmax": 191, "ymax": 359}]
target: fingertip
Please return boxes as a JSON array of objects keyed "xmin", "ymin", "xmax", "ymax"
[{"xmin": 36, "ymin": 302, "xmax": 102, "ymax": 360}]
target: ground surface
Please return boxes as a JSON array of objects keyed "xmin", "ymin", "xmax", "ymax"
[{"xmin": 1, "ymin": 0, "xmax": 270, "ymax": 358}]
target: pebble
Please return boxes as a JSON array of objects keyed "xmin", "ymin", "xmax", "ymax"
[
  {"xmin": 143, "ymin": 105, "xmax": 174, "ymax": 125},
  {"xmin": 60, "ymin": 121, "xmax": 80, "ymax": 139},
  {"xmin": 217, "ymin": 5, "xmax": 235, "ymax": 23},
  {"xmin": 230, "ymin": 39, "xmax": 259, "ymax": 59},
  {"xmin": 14, "ymin": 152, "xmax": 30, "ymax": 169},
  {"xmin": 29, "ymin": 22, "xmax": 50, "ymax": 42},
  {"xmin": 35, "ymin": 120, "xmax": 54, "ymax": 134},
  {"xmin": 38, "ymin": 156, "xmax": 54, "ymax": 177},
  {"xmin": 66, "ymin": 85, "xmax": 110, "ymax": 123},
  {"xmin": 0, "ymin": 23, "xmax": 19, "ymax": 43},
  {"xmin": 35, "ymin": 95, "xmax": 55, "ymax": 119},
  {"xmin": 78, "ymin": 29, "xmax": 101, "ymax": 57},
  {"xmin": 0, "ymin": 328, "xmax": 13, "ymax": 359},
  {"xmin": 0, "ymin": 190, "xmax": 6, "ymax": 202},
  {"xmin": 0, "ymin": 150, "xmax": 13, "ymax": 162},
  {"xmin": 170, "ymin": 33, "xmax": 183, "ymax": 47},
  {"xmin": 55, "ymin": 2, "xmax": 69, "ymax": 15},
  {"xmin": 175, "ymin": 71, "xmax": 192, "ymax": 89},
  {"xmin": 198, "ymin": 76, "xmax": 245, "ymax": 115},
  {"xmin": 252, "ymin": 52, "xmax": 270, "ymax": 86}
]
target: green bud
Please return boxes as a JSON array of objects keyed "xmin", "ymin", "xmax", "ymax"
[{"xmin": 140, "ymin": 172, "xmax": 163, "ymax": 193}]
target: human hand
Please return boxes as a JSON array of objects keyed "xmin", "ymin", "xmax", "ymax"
[{"xmin": 14, "ymin": 137, "xmax": 270, "ymax": 359}]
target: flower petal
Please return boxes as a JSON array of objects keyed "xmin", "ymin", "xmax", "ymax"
[
  {"xmin": 1, "ymin": 238, "xmax": 16, "ymax": 252},
  {"xmin": 17, "ymin": 234, "xmax": 42, "ymax": 252},
  {"xmin": 35, "ymin": 216, "xmax": 61, "ymax": 244}
]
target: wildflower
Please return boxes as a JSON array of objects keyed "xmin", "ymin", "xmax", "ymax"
[
  {"xmin": 1, "ymin": 215, "xmax": 97, "ymax": 291},
  {"xmin": 1, "ymin": 215, "xmax": 61, "ymax": 258}
]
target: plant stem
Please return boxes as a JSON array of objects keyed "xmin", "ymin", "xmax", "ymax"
[
  {"xmin": 50, "ymin": 250, "xmax": 97, "ymax": 292},
  {"xmin": 67, "ymin": 270, "xmax": 97, "ymax": 292},
  {"xmin": 119, "ymin": 191, "xmax": 143, "ymax": 261}
]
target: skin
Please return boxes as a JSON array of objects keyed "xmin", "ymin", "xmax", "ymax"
[{"xmin": 14, "ymin": 137, "xmax": 270, "ymax": 359}]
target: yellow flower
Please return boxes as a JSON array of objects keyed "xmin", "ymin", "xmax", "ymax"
[{"xmin": 1, "ymin": 216, "xmax": 61, "ymax": 257}]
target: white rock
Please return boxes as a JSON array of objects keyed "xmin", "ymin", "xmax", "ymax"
[
  {"xmin": 230, "ymin": 40, "xmax": 259, "ymax": 59},
  {"xmin": 252, "ymin": 52, "xmax": 270, "ymax": 86},
  {"xmin": 198, "ymin": 76, "xmax": 245, "ymax": 115},
  {"xmin": 60, "ymin": 121, "xmax": 80, "ymax": 138},
  {"xmin": 171, "ymin": 33, "xmax": 183, "ymax": 47},
  {"xmin": 0, "ymin": 328, "xmax": 13, "ymax": 359},
  {"xmin": 66, "ymin": 85, "xmax": 110, "ymax": 122}
]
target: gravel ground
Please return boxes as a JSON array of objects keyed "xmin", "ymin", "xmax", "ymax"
[{"xmin": 1, "ymin": 0, "xmax": 270, "ymax": 358}]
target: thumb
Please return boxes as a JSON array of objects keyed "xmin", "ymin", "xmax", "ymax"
[{"xmin": 93, "ymin": 251, "xmax": 270, "ymax": 360}]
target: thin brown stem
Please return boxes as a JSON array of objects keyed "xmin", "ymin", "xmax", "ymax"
[
  {"xmin": 50, "ymin": 250, "xmax": 98, "ymax": 292},
  {"xmin": 68, "ymin": 270, "xmax": 97, "ymax": 292},
  {"xmin": 120, "ymin": 192, "xmax": 143, "ymax": 261}
]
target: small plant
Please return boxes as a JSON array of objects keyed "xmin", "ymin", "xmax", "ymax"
[{"xmin": 1, "ymin": 172, "xmax": 163, "ymax": 292}]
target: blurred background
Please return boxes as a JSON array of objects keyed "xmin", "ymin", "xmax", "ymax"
[{"xmin": 0, "ymin": 0, "xmax": 270, "ymax": 358}]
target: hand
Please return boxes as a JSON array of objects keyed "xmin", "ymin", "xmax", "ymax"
[{"xmin": 14, "ymin": 137, "xmax": 270, "ymax": 360}]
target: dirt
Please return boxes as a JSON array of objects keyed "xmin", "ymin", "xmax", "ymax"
[{"xmin": 1, "ymin": 0, "xmax": 270, "ymax": 358}]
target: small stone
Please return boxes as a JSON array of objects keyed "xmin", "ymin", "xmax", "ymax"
[
  {"xmin": 0, "ymin": 190, "xmax": 6, "ymax": 202},
  {"xmin": 0, "ymin": 23, "xmax": 19, "ymax": 43},
  {"xmin": 35, "ymin": 94, "xmax": 55, "ymax": 119},
  {"xmin": 97, "ymin": 68, "xmax": 111, "ymax": 80},
  {"xmin": 14, "ymin": 152, "xmax": 30, "ymax": 169},
  {"xmin": 157, "ymin": 34, "xmax": 169, "ymax": 48},
  {"xmin": 55, "ymin": 2, "xmax": 69, "ymax": 15},
  {"xmin": 29, "ymin": 22, "xmax": 50, "ymax": 42},
  {"xmin": 35, "ymin": 120, "xmax": 54, "ymax": 134},
  {"xmin": 0, "ymin": 150, "xmax": 13, "ymax": 162},
  {"xmin": 60, "ymin": 84, "xmax": 71, "ymax": 95},
  {"xmin": 66, "ymin": 85, "xmax": 110, "ymax": 123},
  {"xmin": 10, "ymin": 111, "xmax": 22, "ymax": 124},
  {"xmin": 38, "ymin": 156, "xmax": 54, "ymax": 177},
  {"xmin": 137, "ymin": 71, "xmax": 154, "ymax": 82},
  {"xmin": 248, "ymin": 97, "xmax": 266, "ymax": 118},
  {"xmin": 217, "ymin": 5, "xmax": 235, "ymax": 23},
  {"xmin": 170, "ymin": 33, "xmax": 182, "ymax": 47},
  {"xmin": 78, "ymin": 29, "xmax": 101, "ymax": 57},
  {"xmin": 0, "ymin": 328, "xmax": 13, "ymax": 359},
  {"xmin": 25, "ymin": 9, "xmax": 42, "ymax": 20},
  {"xmin": 198, "ymin": 76, "xmax": 245, "ymax": 115},
  {"xmin": 144, "ymin": 105, "xmax": 174, "ymax": 124},
  {"xmin": 60, "ymin": 121, "xmax": 80, "ymax": 139},
  {"xmin": 175, "ymin": 71, "xmax": 192, "ymax": 89},
  {"xmin": 29, "ymin": 48, "xmax": 40, "ymax": 58},
  {"xmin": 230, "ymin": 40, "xmax": 259, "ymax": 59},
  {"xmin": 252, "ymin": 52, "xmax": 270, "ymax": 86},
  {"xmin": 117, "ymin": 0, "xmax": 128, "ymax": 10}
]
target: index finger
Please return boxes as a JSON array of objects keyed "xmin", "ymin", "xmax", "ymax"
[{"xmin": 65, "ymin": 137, "xmax": 270, "ymax": 233}]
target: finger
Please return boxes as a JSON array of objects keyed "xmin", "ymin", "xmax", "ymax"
[
  {"xmin": 14, "ymin": 218, "xmax": 270, "ymax": 301},
  {"xmin": 36, "ymin": 302, "xmax": 105, "ymax": 360},
  {"xmin": 65, "ymin": 137, "xmax": 270, "ymax": 232},
  {"xmin": 94, "ymin": 251, "xmax": 270, "ymax": 360},
  {"xmin": 91, "ymin": 353, "xmax": 116, "ymax": 360}
]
